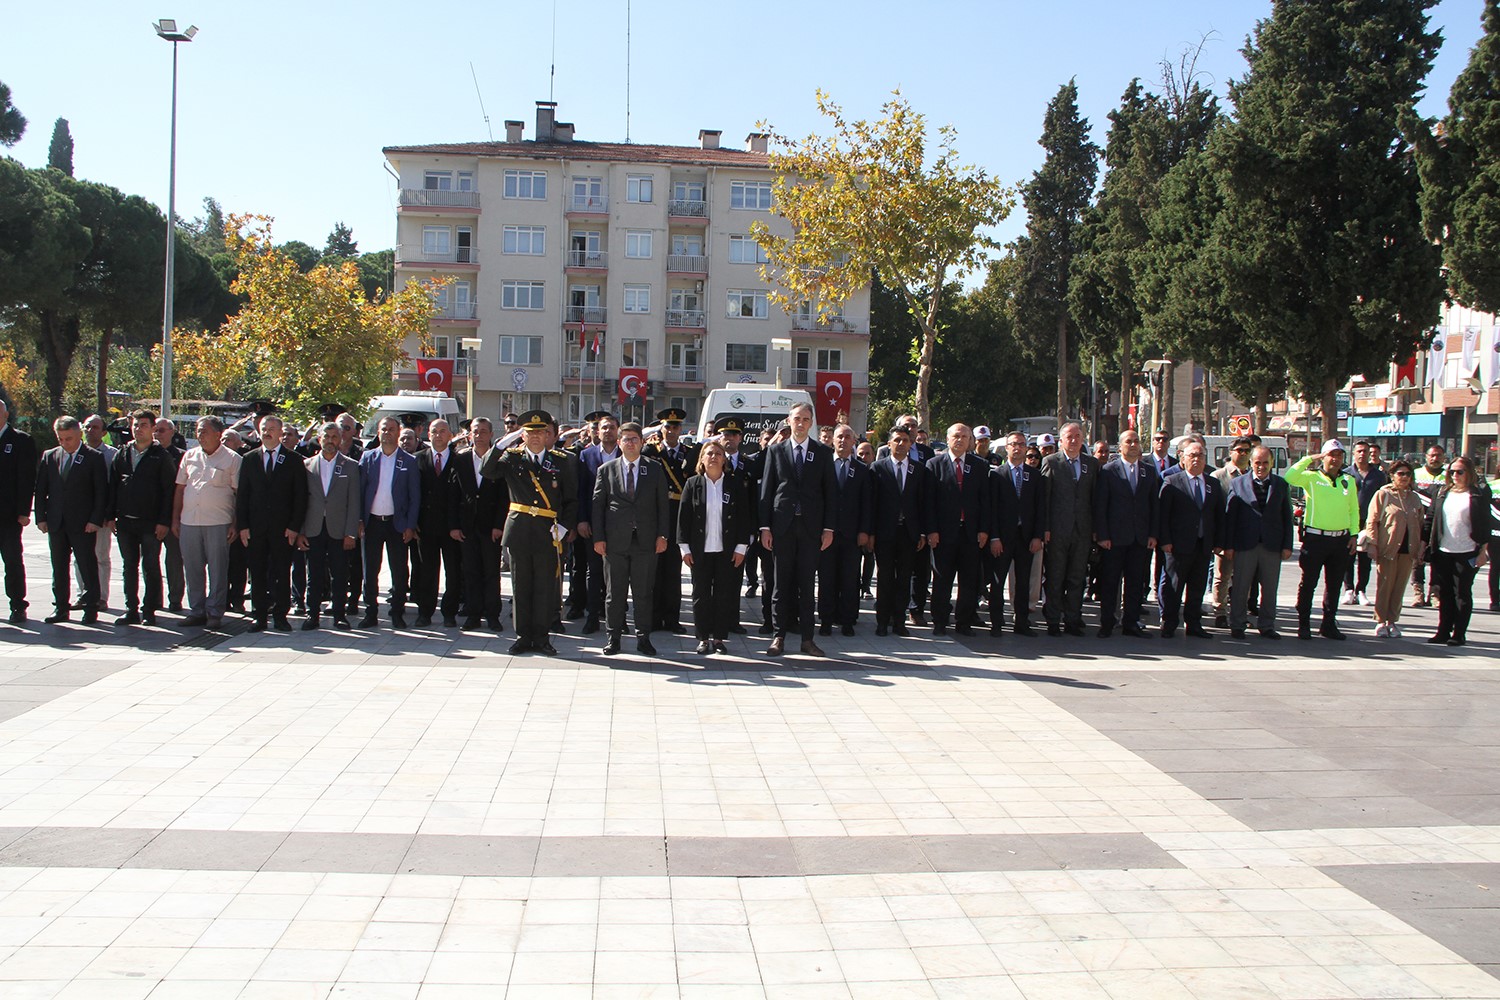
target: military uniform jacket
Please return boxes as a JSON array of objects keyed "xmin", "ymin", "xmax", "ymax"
[
  {"xmin": 643, "ymin": 440, "xmax": 697, "ymax": 542},
  {"xmin": 482, "ymin": 446, "xmax": 578, "ymax": 549}
]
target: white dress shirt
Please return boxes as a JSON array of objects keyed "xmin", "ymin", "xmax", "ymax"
[{"xmin": 371, "ymin": 448, "xmax": 398, "ymax": 516}]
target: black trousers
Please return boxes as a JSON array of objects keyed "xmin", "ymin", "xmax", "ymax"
[
  {"xmin": 227, "ymin": 535, "xmax": 247, "ymax": 606},
  {"xmin": 605, "ymin": 536, "xmax": 656, "ymax": 637},
  {"xmin": 1162, "ymin": 539, "xmax": 1212, "ymax": 632},
  {"xmin": 460, "ymin": 531, "xmax": 503, "ymax": 624},
  {"xmin": 690, "ymin": 550, "xmax": 737, "ymax": 640},
  {"xmin": 508, "ymin": 541, "xmax": 557, "ymax": 642},
  {"xmin": 772, "ymin": 527, "xmax": 820, "ymax": 641},
  {"xmin": 749, "ymin": 539, "xmax": 775, "ymax": 624},
  {"xmin": 1430, "ymin": 549, "xmax": 1480, "ymax": 640},
  {"xmin": 344, "ymin": 542, "xmax": 363, "ymax": 612},
  {"xmin": 306, "ymin": 529, "xmax": 350, "ymax": 622},
  {"xmin": 653, "ymin": 530, "xmax": 684, "ymax": 629},
  {"xmin": 1296, "ymin": 533, "xmax": 1351, "ymax": 625},
  {"xmin": 874, "ymin": 535, "xmax": 920, "ymax": 628},
  {"xmin": 817, "ymin": 537, "xmax": 862, "ymax": 628},
  {"xmin": 910, "ymin": 547, "xmax": 932, "ymax": 613},
  {"xmin": 567, "ymin": 535, "xmax": 591, "ymax": 613},
  {"xmin": 1044, "ymin": 530, "xmax": 1092, "ymax": 628},
  {"xmin": 414, "ymin": 530, "xmax": 463, "ymax": 618},
  {"xmin": 1490, "ymin": 541, "xmax": 1499, "ymax": 606},
  {"xmin": 290, "ymin": 548, "xmax": 307, "ymax": 610},
  {"xmin": 931, "ymin": 536, "xmax": 982, "ymax": 627},
  {"xmin": 0, "ymin": 520, "xmax": 27, "ymax": 612},
  {"xmin": 362, "ymin": 517, "xmax": 409, "ymax": 617},
  {"xmin": 1345, "ymin": 550, "xmax": 1373, "ymax": 593},
  {"xmin": 49, "ymin": 524, "xmax": 99, "ymax": 613},
  {"xmin": 116, "ymin": 519, "xmax": 163, "ymax": 614},
  {"xmin": 163, "ymin": 531, "xmax": 184, "ymax": 609},
  {"xmin": 1099, "ymin": 542, "xmax": 1151, "ymax": 630},
  {"xmin": 586, "ymin": 547, "xmax": 606, "ymax": 622},
  {"xmin": 860, "ymin": 549, "xmax": 875, "ymax": 593},
  {"xmin": 247, "ymin": 531, "xmax": 296, "ymax": 621},
  {"xmin": 988, "ymin": 536, "xmax": 1035, "ymax": 630}
]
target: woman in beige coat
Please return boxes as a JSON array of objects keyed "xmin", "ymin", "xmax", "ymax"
[{"xmin": 1365, "ymin": 460, "xmax": 1425, "ymax": 636}]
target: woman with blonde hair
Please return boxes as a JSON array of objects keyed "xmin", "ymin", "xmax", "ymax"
[
  {"xmin": 1365, "ymin": 459, "xmax": 1424, "ymax": 637},
  {"xmin": 677, "ymin": 439, "xmax": 753, "ymax": 654}
]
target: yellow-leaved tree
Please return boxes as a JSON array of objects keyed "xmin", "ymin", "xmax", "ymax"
[
  {"xmin": 175, "ymin": 215, "xmax": 443, "ymax": 421},
  {"xmin": 751, "ymin": 90, "xmax": 1015, "ymax": 431}
]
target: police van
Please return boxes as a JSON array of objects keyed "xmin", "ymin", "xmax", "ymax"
[
  {"xmin": 1170, "ymin": 434, "xmax": 1291, "ymax": 475},
  {"xmin": 697, "ymin": 384, "xmax": 816, "ymax": 448}
]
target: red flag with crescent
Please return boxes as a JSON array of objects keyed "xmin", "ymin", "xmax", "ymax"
[
  {"xmin": 618, "ymin": 367, "xmax": 648, "ymax": 405},
  {"xmin": 415, "ymin": 358, "xmax": 455, "ymax": 396},
  {"xmin": 815, "ymin": 371, "xmax": 853, "ymax": 426}
]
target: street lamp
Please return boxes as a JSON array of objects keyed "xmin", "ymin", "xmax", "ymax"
[
  {"xmin": 153, "ymin": 18, "xmax": 198, "ymax": 421},
  {"xmin": 458, "ymin": 337, "xmax": 483, "ymax": 423}
]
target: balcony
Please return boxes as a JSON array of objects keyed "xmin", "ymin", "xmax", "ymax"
[
  {"xmin": 567, "ymin": 194, "xmax": 609, "ymax": 215},
  {"xmin": 665, "ymin": 308, "xmax": 706, "ymax": 329},
  {"xmin": 431, "ymin": 301, "xmax": 478, "ymax": 322},
  {"xmin": 396, "ymin": 244, "xmax": 479, "ymax": 267},
  {"xmin": 790, "ymin": 315, "xmax": 865, "ymax": 337},
  {"xmin": 669, "ymin": 199, "xmax": 708, "ymax": 222},
  {"xmin": 665, "ymin": 364, "xmax": 704, "ymax": 384},
  {"xmin": 666, "ymin": 254, "xmax": 708, "ymax": 274},
  {"xmin": 565, "ymin": 305, "xmax": 607, "ymax": 325},
  {"xmin": 398, "ymin": 188, "xmax": 481, "ymax": 212},
  {"xmin": 564, "ymin": 360, "xmax": 607, "ymax": 381},
  {"xmin": 566, "ymin": 249, "xmax": 608, "ymax": 270}
]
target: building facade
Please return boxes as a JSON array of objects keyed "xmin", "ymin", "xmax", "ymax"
[{"xmin": 383, "ymin": 102, "xmax": 871, "ymax": 430}]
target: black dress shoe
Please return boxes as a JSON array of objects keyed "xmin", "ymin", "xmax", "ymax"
[
  {"xmin": 819, "ymin": 624, "xmax": 832, "ymax": 636},
  {"xmin": 603, "ymin": 634, "xmax": 622, "ymax": 655},
  {"xmin": 1231, "ymin": 628, "xmax": 1246, "ymax": 639},
  {"xmin": 582, "ymin": 618, "xmax": 601, "ymax": 635},
  {"xmin": 1014, "ymin": 623, "xmax": 1035, "ymax": 636},
  {"xmin": 637, "ymin": 637, "xmax": 657, "ymax": 656},
  {"xmin": 1121, "ymin": 625, "xmax": 1149, "ymax": 637},
  {"xmin": 695, "ymin": 640, "xmax": 712, "ymax": 655},
  {"xmin": 875, "ymin": 624, "xmax": 888, "ymax": 637},
  {"xmin": 1097, "ymin": 625, "xmax": 1113, "ymax": 638},
  {"xmin": 7, "ymin": 609, "xmax": 25, "ymax": 624},
  {"xmin": 247, "ymin": 621, "xmax": 266, "ymax": 633},
  {"xmin": 141, "ymin": 612, "xmax": 157, "ymax": 626},
  {"xmin": 713, "ymin": 640, "xmax": 728, "ymax": 654},
  {"xmin": 80, "ymin": 611, "xmax": 99, "ymax": 625},
  {"xmin": 932, "ymin": 623, "xmax": 947, "ymax": 636},
  {"xmin": 566, "ymin": 606, "xmax": 585, "ymax": 620},
  {"xmin": 536, "ymin": 641, "xmax": 559, "ymax": 656},
  {"xmin": 301, "ymin": 618, "xmax": 320, "ymax": 631},
  {"xmin": 728, "ymin": 624, "xmax": 747, "ymax": 635},
  {"xmin": 800, "ymin": 639, "xmax": 826, "ymax": 656},
  {"xmin": 1186, "ymin": 626, "xmax": 1213, "ymax": 639},
  {"xmin": 442, "ymin": 616, "xmax": 458, "ymax": 628},
  {"xmin": 909, "ymin": 610, "xmax": 927, "ymax": 626},
  {"xmin": 1447, "ymin": 636, "xmax": 1466, "ymax": 647},
  {"xmin": 181, "ymin": 614, "xmax": 208, "ymax": 627},
  {"xmin": 508, "ymin": 639, "xmax": 533, "ymax": 655},
  {"xmin": 1426, "ymin": 634, "xmax": 1450, "ymax": 644},
  {"xmin": 1215, "ymin": 615, "xmax": 1230, "ymax": 629},
  {"xmin": 488, "ymin": 619, "xmax": 503, "ymax": 633},
  {"xmin": 1298, "ymin": 625, "xmax": 1312, "ymax": 640},
  {"xmin": 1319, "ymin": 625, "xmax": 1346, "ymax": 641},
  {"xmin": 1047, "ymin": 623, "xmax": 1063, "ymax": 636},
  {"xmin": 1161, "ymin": 627, "xmax": 1177, "ymax": 639},
  {"xmin": 334, "ymin": 618, "xmax": 351, "ymax": 630},
  {"xmin": 767, "ymin": 636, "xmax": 785, "ymax": 656},
  {"xmin": 1259, "ymin": 629, "xmax": 1281, "ymax": 640},
  {"xmin": 842, "ymin": 625, "xmax": 855, "ymax": 637},
  {"xmin": 758, "ymin": 622, "xmax": 775, "ymax": 636},
  {"xmin": 1066, "ymin": 624, "xmax": 1087, "ymax": 637},
  {"xmin": 892, "ymin": 624, "xmax": 910, "ymax": 637},
  {"xmin": 273, "ymin": 618, "xmax": 292, "ymax": 632},
  {"xmin": 745, "ymin": 585, "xmax": 758, "ymax": 598},
  {"xmin": 44, "ymin": 611, "xmax": 70, "ymax": 624},
  {"xmin": 115, "ymin": 612, "xmax": 141, "ymax": 627},
  {"xmin": 462, "ymin": 617, "xmax": 482, "ymax": 630},
  {"xmin": 357, "ymin": 614, "xmax": 379, "ymax": 629},
  {"xmin": 167, "ymin": 602, "xmax": 183, "ymax": 614},
  {"xmin": 414, "ymin": 614, "xmax": 433, "ymax": 628},
  {"xmin": 391, "ymin": 613, "xmax": 408, "ymax": 629},
  {"xmin": 955, "ymin": 624, "xmax": 975, "ymax": 636}
]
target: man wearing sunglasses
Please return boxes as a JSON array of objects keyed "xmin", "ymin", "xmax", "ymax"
[{"xmin": 1284, "ymin": 439, "xmax": 1361, "ymax": 640}]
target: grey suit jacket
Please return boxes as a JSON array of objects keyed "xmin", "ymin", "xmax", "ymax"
[
  {"xmin": 1041, "ymin": 450, "xmax": 1100, "ymax": 539},
  {"xmin": 301, "ymin": 451, "xmax": 362, "ymax": 540},
  {"xmin": 592, "ymin": 455, "xmax": 669, "ymax": 551}
]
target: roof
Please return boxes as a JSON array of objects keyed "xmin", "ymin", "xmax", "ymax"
[{"xmin": 382, "ymin": 138, "xmax": 771, "ymax": 169}]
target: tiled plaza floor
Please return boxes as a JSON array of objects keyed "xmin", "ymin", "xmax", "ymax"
[{"xmin": 0, "ymin": 529, "xmax": 1498, "ymax": 997}]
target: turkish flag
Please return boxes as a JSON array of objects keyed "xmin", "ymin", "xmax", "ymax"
[
  {"xmin": 1394, "ymin": 353, "xmax": 1417, "ymax": 390},
  {"xmin": 815, "ymin": 371, "xmax": 853, "ymax": 426},
  {"xmin": 618, "ymin": 367, "xmax": 648, "ymax": 405},
  {"xmin": 415, "ymin": 358, "xmax": 455, "ymax": 396}
]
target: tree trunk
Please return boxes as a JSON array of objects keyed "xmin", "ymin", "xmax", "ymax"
[
  {"xmin": 37, "ymin": 311, "xmax": 73, "ymax": 417},
  {"xmin": 1201, "ymin": 367, "xmax": 1213, "ymax": 432},
  {"xmin": 1160, "ymin": 361, "xmax": 1176, "ymax": 437},
  {"xmin": 1321, "ymin": 375, "xmax": 1339, "ymax": 443},
  {"xmin": 1119, "ymin": 330, "xmax": 1133, "ymax": 430},
  {"xmin": 915, "ymin": 321, "xmax": 936, "ymax": 433},
  {"xmin": 96, "ymin": 327, "xmax": 112, "ymax": 416},
  {"xmin": 1254, "ymin": 382, "xmax": 1269, "ymax": 435},
  {"xmin": 1055, "ymin": 315, "xmax": 1068, "ymax": 425}
]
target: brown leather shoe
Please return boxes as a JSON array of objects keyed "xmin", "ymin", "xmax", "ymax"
[
  {"xmin": 800, "ymin": 639, "xmax": 826, "ymax": 657},
  {"xmin": 767, "ymin": 635, "xmax": 785, "ymax": 656}
]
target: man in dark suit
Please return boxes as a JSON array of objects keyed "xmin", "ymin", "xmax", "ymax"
[
  {"xmin": 818, "ymin": 424, "xmax": 874, "ymax": 636},
  {"xmin": 643, "ymin": 408, "xmax": 696, "ymax": 633},
  {"xmin": 744, "ymin": 426, "xmax": 783, "ymax": 633},
  {"xmin": 153, "ymin": 417, "xmax": 187, "ymax": 612},
  {"xmin": 1156, "ymin": 438, "xmax": 1225, "ymax": 638},
  {"xmin": 870, "ymin": 426, "xmax": 929, "ymax": 636},
  {"xmin": 758, "ymin": 402, "xmax": 837, "ymax": 656},
  {"xmin": 110, "ymin": 409, "xmax": 176, "ymax": 626},
  {"xmin": 1093, "ymin": 429, "xmax": 1159, "ymax": 638},
  {"xmin": 0, "ymin": 396, "xmax": 39, "ymax": 623},
  {"xmin": 358, "ymin": 416, "xmax": 422, "ymax": 629},
  {"xmin": 592, "ymin": 422, "xmax": 669, "ymax": 655},
  {"xmin": 1147, "ymin": 430, "xmax": 1177, "ymax": 478},
  {"xmin": 298, "ymin": 420, "xmax": 362, "ymax": 630},
  {"xmin": 573, "ymin": 413, "xmax": 621, "ymax": 633},
  {"xmin": 875, "ymin": 414, "xmax": 935, "ymax": 623},
  {"xmin": 1223, "ymin": 445, "xmax": 1294, "ymax": 638},
  {"xmin": 988, "ymin": 431, "xmax": 1046, "ymax": 636},
  {"xmin": 925, "ymin": 424, "xmax": 991, "ymax": 635},
  {"xmin": 449, "ymin": 417, "xmax": 506, "ymax": 632},
  {"xmin": 413, "ymin": 419, "xmax": 463, "ymax": 627},
  {"xmin": 34, "ymin": 415, "xmax": 109, "ymax": 624},
  {"xmin": 1040, "ymin": 422, "xmax": 1100, "ymax": 636},
  {"xmin": 236, "ymin": 415, "xmax": 309, "ymax": 631}
]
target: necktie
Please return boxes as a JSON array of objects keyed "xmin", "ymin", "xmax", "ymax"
[
  {"xmin": 61, "ymin": 452, "xmax": 72, "ymax": 480},
  {"xmin": 435, "ymin": 451, "xmax": 443, "ymax": 476},
  {"xmin": 265, "ymin": 450, "xmax": 272, "ymax": 474},
  {"xmin": 796, "ymin": 444, "xmax": 805, "ymax": 479},
  {"xmin": 837, "ymin": 458, "xmax": 846, "ymax": 482},
  {"xmin": 1127, "ymin": 463, "xmax": 1137, "ymax": 492},
  {"xmin": 627, "ymin": 463, "xmax": 636, "ymax": 498},
  {"xmin": 1013, "ymin": 465, "xmax": 1022, "ymax": 496},
  {"xmin": 898, "ymin": 461, "xmax": 906, "ymax": 491},
  {"xmin": 1072, "ymin": 458, "xmax": 1080, "ymax": 481},
  {"xmin": 955, "ymin": 457, "xmax": 964, "ymax": 486},
  {"xmin": 1192, "ymin": 477, "xmax": 1203, "ymax": 506}
]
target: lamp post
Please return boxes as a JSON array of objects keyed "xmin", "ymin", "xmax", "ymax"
[
  {"xmin": 153, "ymin": 19, "xmax": 198, "ymax": 421},
  {"xmin": 458, "ymin": 337, "xmax": 483, "ymax": 423}
]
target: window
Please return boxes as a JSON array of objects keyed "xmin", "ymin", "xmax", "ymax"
[
  {"xmin": 421, "ymin": 226, "xmax": 451, "ymax": 257},
  {"xmin": 498, "ymin": 336, "xmax": 543, "ymax": 365},
  {"xmin": 627, "ymin": 175, "xmax": 654, "ymax": 203},
  {"xmin": 670, "ymin": 288, "xmax": 701, "ymax": 311},
  {"xmin": 730, "ymin": 180, "xmax": 773, "ymax": 210},
  {"xmin": 671, "ymin": 234, "xmax": 703, "ymax": 256},
  {"xmin": 452, "ymin": 281, "xmax": 471, "ymax": 308},
  {"xmin": 572, "ymin": 176, "xmax": 604, "ymax": 209},
  {"xmin": 570, "ymin": 231, "xmax": 602, "ymax": 254},
  {"xmin": 667, "ymin": 397, "xmax": 700, "ymax": 424},
  {"xmin": 503, "ymin": 169, "xmax": 547, "ymax": 200},
  {"xmin": 623, "ymin": 284, "xmax": 651, "ymax": 314},
  {"xmin": 673, "ymin": 180, "xmax": 705, "ymax": 202},
  {"xmin": 817, "ymin": 348, "xmax": 843, "ymax": 371},
  {"xmin": 728, "ymin": 234, "xmax": 769, "ymax": 264},
  {"xmin": 625, "ymin": 231, "xmax": 653, "ymax": 259},
  {"xmin": 423, "ymin": 171, "xmax": 452, "ymax": 191},
  {"xmin": 727, "ymin": 289, "xmax": 768, "ymax": 319},
  {"xmin": 569, "ymin": 285, "xmax": 601, "ymax": 308},
  {"xmin": 432, "ymin": 335, "xmax": 451, "ymax": 359},
  {"xmin": 621, "ymin": 339, "xmax": 649, "ymax": 368},
  {"xmin": 501, "ymin": 280, "xmax": 545, "ymax": 310},
  {"xmin": 725, "ymin": 343, "xmax": 768, "ymax": 372},
  {"xmin": 456, "ymin": 171, "xmax": 474, "ymax": 192},
  {"xmin": 503, "ymin": 225, "xmax": 546, "ymax": 255},
  {"xmin": 668, "ymin": 342, "xmax": 702, "ymax": 372}
]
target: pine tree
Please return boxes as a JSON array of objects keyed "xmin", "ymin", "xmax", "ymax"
[
  {"xmin": 47, "ymin": 118, "xmax": 73, "ymax": 176},
  {"xmin": 0, "ymin": 81, "xmax": 25, "ymax": 147},
  {"xmin": 323, "ymin": 221, "xmax": 358, "ymax": 260}
]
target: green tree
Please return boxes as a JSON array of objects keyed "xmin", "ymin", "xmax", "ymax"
[
  {"xmin": 323, "ymin": 221, "xmax": 358, "ymax": 261},
  {"xmin": 1206, "ymin": 0, "xmax": 1444, "ymax": 437},
  {"xmin": 1411, "ymin": 0, "xmax": 1500, "ymax": 312},
  {"xmin": 356, "ymin": 249, "xmax": 394, "ymax": 302},
  {"xmin": 0, "ymin": 81, "xmax": 25, "ymax": 147},
  {"xmin": 751, "ymin": 90, "xmax": 1015, "ymax": 431},
  {"xmin": 181, "ymin": 196, "xmax": 226, "ymax": 257},
  {"xmin": 278, "ymin": 240, "xmax": 319, "ymax": 272},
  {"xmin": 1013, "ymin": 80, "xmax": 1099, "ymax": 422},
  {"xmin": 47, "ymin": 118, "xmax": 73, "ymax": 176}
]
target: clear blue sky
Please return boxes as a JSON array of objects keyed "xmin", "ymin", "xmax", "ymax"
[{"xmin": 2, "ymin": 0, "xmax": 1486, "ymax": 258}]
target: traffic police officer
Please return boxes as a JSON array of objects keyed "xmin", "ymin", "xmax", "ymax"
[
  {"xmin": 1284, "ymin": 439, "xmax": 1361, "ymax": 640},
  {"xmin": 644, "ymin": 407, "xmax": 697, "ymax": 632}
]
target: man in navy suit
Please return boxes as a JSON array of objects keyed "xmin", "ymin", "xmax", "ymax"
[
  {"xmin": 926, "ymin": 424, "xmax": 991, "ymax": 635},
  {"xmin": 1093, "ymin": 429, "xmax": 1159, "ymax": 637},
  {"xmin": 987, "ymin": 431, "xmax": 1045, "ymax": 636},
  {"xmin": 1156, "ymin": 438, "xmax": 1225, "ymax": 638},
  {"xmin": 876, "ymin": 414, "xmax": 935, "ymax": 623},
  {"xmin": 818, "ymin": 424, "xmax": 873, "ymax": 636},
  {"xmin": 1040, "ymin": 422, "xmax": 1100, "ymax": 636},
  {"xmin": 758, "ymin": 402, "xmax": 837, "ymax": 656},
  {"xmin": 358, "ymin": 416, "xmax": 421, "ymax": 629},
  {"xmin": 870, "ymin": 426, "xmax": 928, "ymax": 637},
  {"xmin": 34, "ymin": 416, "xmax": 109, "ymax": 624},
  {"xmin": 572, "ymin": 412, "xmax": 620, "ymax": 633},
  {"xmin": 236, "ymin": 415, "xmax": 309, "ymax": 631},
  {"xmin": 1223, "ymin": 445, "xmax": 1294, "ymax": 638}
]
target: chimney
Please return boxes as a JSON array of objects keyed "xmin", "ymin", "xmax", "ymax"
[
  {"xmin": 698, "ymin": 129, "xmax": 722, "ymax": 150},
  {"xmin": 536, "ymin": 101, "xmax": 557, "ymax": 141},
  {"xmin": 745, "ymin": 132, "xmax": 769, "ymax": 154},
  {"xmin": 504, "ymin": 120, "xmax": 524, "ymax": 143},
  {"xmin": 555, "ymin": 122, "xmax": 575, "ymax": 142}
]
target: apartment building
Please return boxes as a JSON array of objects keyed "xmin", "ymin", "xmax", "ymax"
[{"xmin": 382, "ymin": 101, "xmax": 872, "ymax": 430}]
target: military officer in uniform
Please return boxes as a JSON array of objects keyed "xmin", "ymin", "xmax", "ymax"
[
  {"xmin": 643, "ymin": 407, "xmax": 697, "ymax": 633},
  {"xmin": 482, "ymin": 410, "xmax": 578, "ymax": 655}
]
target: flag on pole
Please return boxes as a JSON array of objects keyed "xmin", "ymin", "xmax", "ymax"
[
  {"xmin": 1427, "ymin": 330, "xmax": 1447, "ymax": 388},
  {"xmin": 1462, "ymin": 326, "xmax": 1480, "ymax": 374},
  {"xmin": 1482, "ymin": 325, "xmax": 1500, "ymax": 388}
]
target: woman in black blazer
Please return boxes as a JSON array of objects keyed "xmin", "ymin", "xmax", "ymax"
[
  {"xmin": 677, "ymin": 439, "xmax": 754, "ymax": 654},
  {"xmin": 1424, "ymin": 455, "xmax": 1493, "ymax": 646}
]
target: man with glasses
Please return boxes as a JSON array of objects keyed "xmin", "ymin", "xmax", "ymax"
[
  {"xmin": 1210, "ymin": 437, "xmax": 1254, "ymax": 627},
  {"xmin": 503, "ymin": 413, "xmax": 521, "ymax": 433},
  {"xmin": 1148, "ymin": 431, "xmax": 1176, "ymax": 477},
  {"xmin": 1284, "ymin": 439, "xmax": 1360, "ymax": 640},
  {"xmin": 1224, "ymin": 446, "xmax": 1294, "ymax": 638},
  {"xmin": 877, "ymin": 414, "xmax": 935, "ymax": 623}
]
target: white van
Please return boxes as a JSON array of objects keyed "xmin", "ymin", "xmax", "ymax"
[
  {"xmin": 363, "ymin": 390, "xmax": 461, "ymax": 445},
  {"xmin": 697, "ymin": 384, "xmax": 816, "ymax": 445},
  {"xmin": 1170, "ymin": 434, "xmax": 1292, "ymax": 474}
]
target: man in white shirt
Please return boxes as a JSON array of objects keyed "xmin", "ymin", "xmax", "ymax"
[{"xmin": 172, "ymin": 416, "xmax": 242, "ymax": 628}]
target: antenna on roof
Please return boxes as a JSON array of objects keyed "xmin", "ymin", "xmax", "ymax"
[
  {"xmin": 469, "ymin": 62, "xmax": 493, "ymax": 141},
  {"xmin": 625, "ymin": 0, "xmax": 632, "ymax": 142},
  {"xmin": 549, "ymin": 0, "xmax": 557, "ymax": 103}
]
